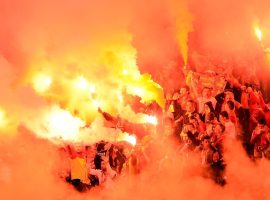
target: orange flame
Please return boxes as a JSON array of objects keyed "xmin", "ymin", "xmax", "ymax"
[
  {"xmin": 22, "ymin": 33, "xmax": 165, "ymax": 144},
  {"xmin": 27, "ymin": 50, "xmax": 165, "ymax": 124}
]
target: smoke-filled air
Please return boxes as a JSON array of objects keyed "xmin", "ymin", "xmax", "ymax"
[{"xmin": 1, "ymin": 0, "xmax": 270, "ymax": 199}]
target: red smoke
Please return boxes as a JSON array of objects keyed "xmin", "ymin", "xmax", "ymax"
[
  {"xmin": 1, "ymin": 0, "xmax": 270, "ymax": 199},
  {"xmin": 2, "ymin": 128, "xmax": 270, "ymax": 199}
]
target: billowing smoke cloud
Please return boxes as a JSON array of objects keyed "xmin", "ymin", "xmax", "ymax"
[
  {"xmin": 1, "ymin": 0, "xmax": 270, "ymax": 93},
  {"xmin": 0, "ymin": 127, "xmax": 86, "ymax": 200},
  {"xmin": 188, "ymin": 0, "xmax": 270, "ymax": 98},
  {"xmin": 129, "ymin": 0, "xmax": 193, "ymax": 92},
  {"xmin": 1, "ymin": 0, "xmax": 270, "ymax": 199},
  {"xmin": 2, "ymin": 128, "xmax": 270, "ymax": 200}
]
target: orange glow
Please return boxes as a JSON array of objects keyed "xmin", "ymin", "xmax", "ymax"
[
  {"xmin": 3, "ymin": 1, "xmax": 270, "ymax": 199},
  {"xmin": 25, "ymin": 40, "xmax": 165, "ymax": 125}
]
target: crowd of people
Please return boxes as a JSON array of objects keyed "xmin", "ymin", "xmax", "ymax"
[{"xmin": 58, "ymin": 67, "xmax": 270, "ymax": 192}]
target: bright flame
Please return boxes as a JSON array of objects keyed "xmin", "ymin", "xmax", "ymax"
[
  {"xmin": 125, "ymin": 135, "xmax": 137, "ymax": 146},
  {"xmin": 89, "ymin": 84, "xmax": 96, "ymax": 94},
  {"xmin": 117, "ymin": 93, "xmax": 123, "ymax": 103},
  {"xmin": 172, "ymin": 0, "xmax": 193, "ymax": 65},
  {"xmin": 46, "ymin": 109, "xmax": 85, "ymax": 140},
  {"xmin": 26, "ymin": 34, "xmax": 165, "ymax": 127},
  {"xmin": 123, "ymin": 69, "xmax": 128, "ymax": 76},
  {"xmin": 118, "ymin": 133, "xmax": 137, "ymax": 146},
  {"xmin": 92, "ymin": 100, "xmax": 101, "ymax": 108},
  {"xmin": 132, "ymin": 87, "xmax": 144, "ymax": 96},
  {"xmin": 0, "ymin": 107, "xmax": 17, "ymax": 135},
  {"xmin": 74, "ymin": 76, "xmax": 89, "ymax": 90},
  {"xmin": 35, "ymin": 106, "xmax": 86, "ymax": 141},
  {"xmin": 144, "ymin": 115, "xmax": 158, "ymax": 125},
  {"xmin": 255, "ymin": 26, "xmax": 263, "ymax": 41},
  {"xmin": 0, "ymin": 108, "xmax": 7, "ymax": 128},
  {"xmin": 32, "ymin": 74, "xmax": 52, "ymax": 93}
]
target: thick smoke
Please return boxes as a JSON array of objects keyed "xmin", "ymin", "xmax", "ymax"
[
  {"xmin": 1, "ymin": 0, "xmax": 270, "ymax": 91},
  {"xmin": 2, "ymin": 128, "xmax": 270, "ymax": 200},
  {"xmin": 1, "ymin": 0, "xmax": 270, "ymax": 199},
  {"xmin": 188, "ymin": 0, "xmax": 270, "ymax": 98}
]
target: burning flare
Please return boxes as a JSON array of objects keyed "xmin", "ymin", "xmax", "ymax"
[
  {"xmin": 32, "ymin": 73, "xmax": 53, "ymax": 94},
  {"xmin": 25, "ymin": 105, "xmax": 85, "ymax": 142},
  {"xmin": 255, "ymin": 26, "xmax": 263, "ymax": 41},
  {"xmin": 74, "ymin": 76, "xmax": 89, "ymax": 91},
  {"xmin": 144, "ymin": 115, "xmax": 158, "ymax": 126},
  {"xmin": 0, "ymin": 107, "xmax": 7, "ymax": 128},
  {"xmin": 25, "ymin": 35, "xmax": 165, "ymax": 125},
  {"xmin": 118, "ymin": 132, "xmax": 137, "ymax": 146}
]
